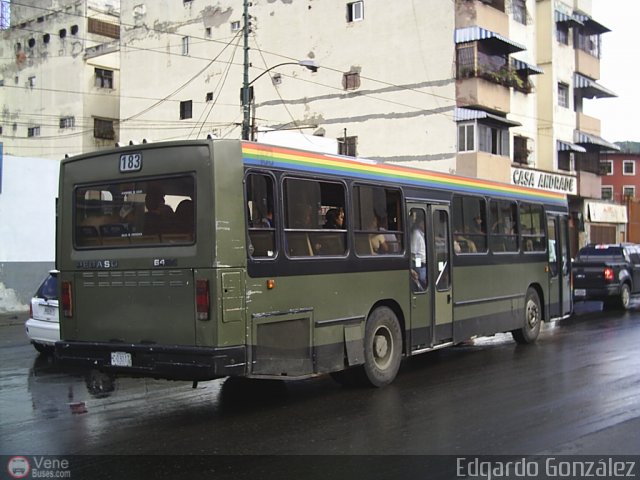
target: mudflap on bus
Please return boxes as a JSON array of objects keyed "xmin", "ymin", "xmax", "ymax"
[{"xmin": 249, "ymin": 309, "xmax": 316, "ymax": 378}]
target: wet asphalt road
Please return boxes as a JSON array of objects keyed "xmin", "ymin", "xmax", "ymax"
[{"xmin": 1, "ymin": 302, "xmax": 640, "ymax": 478}]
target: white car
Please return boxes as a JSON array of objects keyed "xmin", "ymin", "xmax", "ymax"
[{"xmin": 25, "ymin": 271, "xmax": 59, "ymax": 354}]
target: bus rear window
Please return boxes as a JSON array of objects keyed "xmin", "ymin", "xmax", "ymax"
[{"xmin": 74, "ymin": 176, "xmax": 195, "ymax": 248}]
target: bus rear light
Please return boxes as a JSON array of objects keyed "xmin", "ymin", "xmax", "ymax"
[
  {"xmin": 604, "ymin": 267, "xmax": 615, "ymax": 282},
  {"xmin": 61, "ymin": 281, "xmax": 73, "ymax": 318},
  {"xmin": 196, "ymin": 279, "xmax": 210, "ymax": 321}
]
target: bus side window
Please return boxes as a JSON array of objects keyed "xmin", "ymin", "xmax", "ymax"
[
  {"xmin": 353, "ymin": 185, "xmax": 403, "ymax": 256},
  {"xmin": 246, "ymin": 173, "xmax": 276, "ymax": 258},
  {"xmin": 284, "ymin": 178, "xmax": 347, "ymax": 258},
  {"xmin": 452, "ymin": 195, "xmax": 487, "ymax": 254}
]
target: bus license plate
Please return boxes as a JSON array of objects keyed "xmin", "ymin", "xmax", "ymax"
[
  {"xmin": 574, "ymin": 289, "xmax": 586, "ymax": 297},
  {"xmin": 111, "ymin": 351, "xmax": 132, "ymax": 367}
]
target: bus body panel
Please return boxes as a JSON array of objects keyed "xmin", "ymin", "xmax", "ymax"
[{"xmin": 54, "ymin": 139, "xmax": 571, "ymax": 384}]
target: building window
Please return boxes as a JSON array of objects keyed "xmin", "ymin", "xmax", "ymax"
[
  {"xmin": 180, "ymin": 100, "xmax": 193, "ymax": 120},
  {"xmin": 0, "ymin": 126, "xmax": 3, "ymax": 135},
  {"xmin": 458, "ymin": 123, "xmax": 475, "ymax": 152},
  {"xmin": 342, "ymin": 71, "xmax": 361, "ymax": 90},
  {"xmin": 205, "ymin": 27, "xmax": 212, "ymax": 37},
  {"xmin": 88, "ymin": 18, "xmax": 120, "ymax": 39},
  {"xmin": 95, "ymin": 68, "xmax": 114, "ymax": 89},
  {"xmin": 27, "ymin": 126, "xmax": 41, "ymax": 137},
  {"xmin": 623, "ymin": 160, "xmax": 635, "ymax": 176},
  {"xmin": 182, "ymin": 36, "xmax": 189, "ymax": 56},
  {"xmin": 338, "ymin": 136, "xmax": 357, "ymax": 157},
  {"xmin": 623, "ymin": 186, "xmax": 636, "ymax": 199},
  {"xmin": 347, "ymin": 1, "xmax": 364, "ymax": 22},
  {"xmin": 70, "ymin": 25, "xmax": 79, "ymax": 35},
  {"xmin": 94, "ymin": 118, "xmax": 115, "ymax": 140},
  {"xmin": 478, "ymin": 124, "xmax": 509, "ymax": 156},
  {"xmin": 231, "ymin": 21, "xmax": 241, "ymax": 32},
  {"xmin": 556, "ymin": 22, "xmax": 569, "ymax": 45},
  {"xmin": 601, "ymin": 186, "xmax": 613, "ymax": 200},
  {"xmin": 512, "ymin": 0, "xmax": 527, "ymax": 25},
  {"xmin": 27, "ymin": 76, "xmax": 36, "ymax": 88},
  {"xmin": 59, "ymin": 116, "xmax": 75, "ymax": 129},
  {"xmin": 513, "ymin": 136, "xmax": 530, "ymax": 165},
  {"xmin": 558, "ymin": 83, "xmax": 569, "ymax": 108},
  {"xmin": 602, "ymin": 160, "xmax": 613, "ymax": 175},
  {"xmin": 205, "ymin": 92, "xmax": 213, "ymax": 102}
]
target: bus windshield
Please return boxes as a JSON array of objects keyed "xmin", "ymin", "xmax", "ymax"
[{"xmin": 74, "ymin": 175, "xmax": 195, "ymax": 248}]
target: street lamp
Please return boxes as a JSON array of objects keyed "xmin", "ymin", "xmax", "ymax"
[{"xmin": 241, "ymin": 60, "xmax": 319, "ymax": 141}]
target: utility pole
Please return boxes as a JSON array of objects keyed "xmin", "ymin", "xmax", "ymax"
[{"xmin": 241, "ymin": 0, "xmax": 251, "ymax": 141}]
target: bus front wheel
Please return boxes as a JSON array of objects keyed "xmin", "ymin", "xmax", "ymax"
[
  {"xmin": 512, "ymin": 288, "xmax": 541, "ymax": 344},
  {"xmin": 362, "ymin": 307, "xmax": 402, "ymax": 387}
]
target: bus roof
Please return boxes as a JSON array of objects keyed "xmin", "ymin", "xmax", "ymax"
[{"xmin": 242, "ymin": 142, "xmax": 567, "ymax": 207}]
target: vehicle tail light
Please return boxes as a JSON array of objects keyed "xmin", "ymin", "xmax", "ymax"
[
  {"xmin": 29, "ymin": 301, "xmax": 33, "ymax": 319},
  {"xmin": 196, "ymin": 279, "xmax": 210, "ymax": 321},
  {"xmin": 604, "ymin": 267, "xmax": 615, "ymax": 282},
  {"xmin": 61, "ymin": 281, "xmax": 73, "ymax": 318}
]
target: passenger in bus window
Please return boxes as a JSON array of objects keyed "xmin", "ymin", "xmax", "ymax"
[
  {"xmin": 410, "ymin": 214, "xmax": 427, "ymax": 290},
  {"xmin": 368, "ymin": 216, "xmax": 388, "ymax": 254},
  {"xmin": 323, "ymin": 208, "xmax": 344, "ymax": 229},
  {"xmin": 376, "ymin": 214, "xmax": 399, "ymax": 253},
  {"xmin": 144, "ymin": 188, "xmax": 174, "ymax": 235}
]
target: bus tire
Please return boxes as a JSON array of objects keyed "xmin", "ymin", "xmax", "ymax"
[
  {"xmin": 362, "ymin": 307, "xmax": 402, "ymax": 387},
  {"xmin": 512, "ymin": 288, "xmax": 541, "ymax": 345}
]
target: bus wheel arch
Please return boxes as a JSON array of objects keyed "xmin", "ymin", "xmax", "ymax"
[
  {"xmin": 362, "ymin": 304, "xmax": 403, "ymax": 387},
  {"xmin": 511, "ymin": 286, "xmax": 542, "ymax": 345}
]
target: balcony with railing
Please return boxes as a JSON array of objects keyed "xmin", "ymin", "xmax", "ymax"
[{"xmin": 455, "ymin": 32, "xmax": 539, "ymax": 113}]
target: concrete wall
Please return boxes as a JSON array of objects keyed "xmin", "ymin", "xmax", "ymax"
[
  {"xmin": 118, "ymin": 0, "xmax": 456, "ymax": 169},
  {"xmin": 0, "ymin": 154, "xmax": 59, "ymax": 311}
]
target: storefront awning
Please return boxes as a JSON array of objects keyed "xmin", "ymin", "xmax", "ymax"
[
  {"xmin": 454, "ymin": 26, "xmax": 526, "ymax": 54},
  {"xmin": 554, "ymin": 10, "xmax": 583, "ymax": 27},
  {"xmin": 575, "ymin": 131, "xmax": 620, "ymax": 151},
  {"xmin": 557, "ymin": 140, "xmax": 586, "ymax": 153},
  {"xmin": 455, "ymin": 108, "xmax": 522, "ymax": 128},
  {"xmin": 587, "ymin": 202, "xmax": 627, "ymax": 223},
  {"xmin": 573, "ymin": 12, "xmax": 610, "ymax": 34},
  {"xmin": 512, "ymin": 58, "xmax": 544, "ymax": 75},
  {"xmin": 574, "ymin": 73, "xmax": 616, "ymax": 99}
]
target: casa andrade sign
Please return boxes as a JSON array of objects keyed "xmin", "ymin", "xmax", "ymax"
[{"xmin": 511, "ymin": 167, "xmax": 577, "ymax": 196}]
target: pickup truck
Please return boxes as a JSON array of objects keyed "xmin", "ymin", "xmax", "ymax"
[{"xmin": 572, "ymin": 244, "xmax": 640, "ymax": 309}]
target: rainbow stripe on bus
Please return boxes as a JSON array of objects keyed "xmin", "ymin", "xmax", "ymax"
[{"xmin": 242, "ymin": 142, "xmax": 566, "ymax": 207}]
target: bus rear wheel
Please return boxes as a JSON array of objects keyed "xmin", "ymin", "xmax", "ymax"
[
  {"xmin": 362, "ymin": 307, "xmax": 402, "ymax": 387},
  {"xmin": 512, "ymin": 288, "xmax": 541, "ymax": 344}
]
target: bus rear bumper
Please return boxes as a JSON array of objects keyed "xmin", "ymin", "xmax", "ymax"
[{"xmin": 55, "ymin": 341, "xmax": 247, "ymax": 381}]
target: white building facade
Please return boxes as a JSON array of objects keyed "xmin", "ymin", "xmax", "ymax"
[
  {"xmin": 0, "ymin": 0, "xmax": 121, "ymax": 159},
  {"xmin": 118, "ymin": 0, "xmax": 457, "ymax": 170}
]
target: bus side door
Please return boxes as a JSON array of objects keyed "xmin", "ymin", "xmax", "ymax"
[
  {"xmin": 547, "ymin": 215, "xmax": 572, "ymax": 318},
  {"xmin": 407, "ymin": 203, "xmax": 453, "ymax": 351}
]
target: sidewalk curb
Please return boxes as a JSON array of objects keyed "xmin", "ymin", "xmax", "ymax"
[{"xmin": 0, "ymin": 312, "xmax": 29, "ymax": 327}]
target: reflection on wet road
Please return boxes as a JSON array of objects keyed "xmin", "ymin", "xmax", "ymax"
[{"xmin": 1, "ymin": 300, "xmax": 640, "ymax": 460}]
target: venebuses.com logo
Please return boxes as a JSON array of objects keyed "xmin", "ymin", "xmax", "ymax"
[
  {"xmin": 6, "ymin": 456, "xmax": 71, "ymax": 479},
  {"xmin": 7, "ymin": 457, "xmax": 30, "ymax": 479}
]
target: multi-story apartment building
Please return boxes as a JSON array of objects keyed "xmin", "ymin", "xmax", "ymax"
[
  {"xmin": 535, "ymin": 0, "xmax": 620, "ymax": 253},
  {"xmin": 0, "ymin": 0, "xmax": 121, "ymax": 159},
  {"xmin": 600, "ymin": 145, "xmax": 640, "ymax": 243}
]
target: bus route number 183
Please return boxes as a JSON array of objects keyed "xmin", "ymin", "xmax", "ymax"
[{"xmin": 119, "ymin": 153, "xmax": 143, "ymax": 173}]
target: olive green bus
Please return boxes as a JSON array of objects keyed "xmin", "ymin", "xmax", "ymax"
[{"xmin": 55, "ymin": 140, "xmax": 571, "ymax": 387}]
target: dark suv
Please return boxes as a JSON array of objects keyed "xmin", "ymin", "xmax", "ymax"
[{"xmin": 572, "ymin": 244, "xmax": 640, "ymax": 309}]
